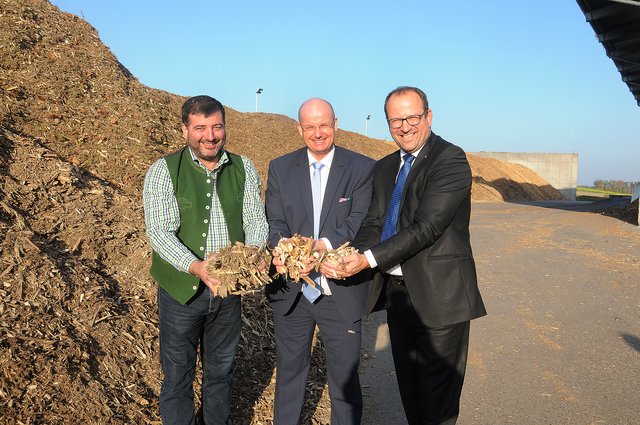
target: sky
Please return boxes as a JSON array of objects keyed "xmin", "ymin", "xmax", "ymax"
[{"xmin": 49, "ymin": 0, "xmax": 639, "ymax": 185}]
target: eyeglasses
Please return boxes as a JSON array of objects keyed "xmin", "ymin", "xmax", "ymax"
[
  {"xmin": 300, "ymin": 123, "xmax": 335, "ymax": 133},
  {"xmin": 387, "ymin": 112, "xmax": 426, "ymax": 129}
]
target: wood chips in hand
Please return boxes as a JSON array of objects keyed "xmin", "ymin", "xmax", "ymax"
[
  {"xmin": 273, "ymin": 234, "xmax": 358, "ymax": 285},
  {"xmin": 205, "ymin": 242, "xmax": 272, "ymax": 297}
]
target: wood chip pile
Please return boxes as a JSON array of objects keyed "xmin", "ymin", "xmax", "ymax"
[
  {"xmin": 602, "ymin": 198, "xmax": 639, "ymax": 226},
  {"xmin": 468, "ymin": 155, "xmax": 565, "ymax": 202},
  {"xmin": 0, "ymin": 0, "xmax": 579, "ymax": 423}
]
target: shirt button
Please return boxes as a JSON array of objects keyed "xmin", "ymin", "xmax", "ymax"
[
  {"xmin": 192, "ymin": 286, "xmax": 197, "ymax": 290},
  {"xmin": 199, "ymin": 246, "xmax": 204, "ymax": 251},
  {"xmin": 206, "ymin": 193, "xmax": 211, "ymax": 197},
  {"xmin": 202, "ymin": 233, "xmax": 207, "ymax": 237}
]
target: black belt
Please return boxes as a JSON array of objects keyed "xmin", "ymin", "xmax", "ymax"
[{"xmin": 386, "ymin": 274, "xmax": 405, "ymax": 285}]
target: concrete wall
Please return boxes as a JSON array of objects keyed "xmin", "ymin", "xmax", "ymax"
[
  {"xmin": 471, "ymin": 152, "xmax": 579, "ymax": 200},
  {"xmin": 634, "ymin": 184, "xmax": 640, "ymax": 226}
]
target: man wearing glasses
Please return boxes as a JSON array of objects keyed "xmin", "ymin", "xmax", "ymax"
[
  {"xmin": 322, "ymin": 86, "xmax": 486, "ymax": 425},
  {"xmin": 265, "ymin": 98, "xmax": 374, "ymax": 425}
]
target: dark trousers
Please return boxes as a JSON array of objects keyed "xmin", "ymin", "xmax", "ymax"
[
  {"xmin": 386, "ymin": 276, "xmax": 470, "ymax": 425},
  {"xmin": 273, "ymin": 294, "xmax": 363, "ymax": 425},
  {"xmin": 158, "ymin": 286, "xmax": 241, "ymax": 425}
]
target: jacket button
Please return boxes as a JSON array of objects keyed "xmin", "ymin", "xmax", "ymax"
[
  {"xmin": 202, "ymin": 233, "xmax": 207, "ymax": 237},
  {"xmin": 206, "ymin": 193, "xmax": 211, "ymax": 197},
  {"xmin": 192, "ymin": 286, "xmax": 197, "ymax": 290},
  {"xmin": 204, "ymin": 219, "xmax": 209, "ymax": 224},
  {"xmin": 199, "ymin": 247, "xmax": 204, "ymax": 251},
  {"xmin": 206, "ymin": 179, "xmax": 211, "ymax": 184}
]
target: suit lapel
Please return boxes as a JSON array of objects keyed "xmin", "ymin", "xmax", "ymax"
[
  {"xmin": 402, "ymin": 133, "xmax": 437, "ymax": 195},
  {"xmin": 380, "ymin": 152, "xmax": 401, "ymax": 204},
  {"xmin": 294, "ymin": 149, "xmax": 314, "ymax": 226},
  {"xmin": 378, "ymin": 134, "xmax": 437, "ymax": 228},
  {"xmin": 320, "ymin": 148, "xmax": 345, "ymax": 233}
]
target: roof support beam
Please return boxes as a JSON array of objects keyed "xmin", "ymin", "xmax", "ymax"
[
  {"xmin": 608, "ymin": 44, "xmax": 640, "ymax": 59},
  {"xmin": 602, "ymin": 35, "xmax": 640, "ymax": 52},
  {"xmin": 576, "ymin": 0, "xmax": 640, "ymax": 106},
  {"xmin": 616, "ymin": 62, "xmax": 640, "ymax": 73},
  {"xmin": 609, "ymin": 56, "xmax": 640, "ymax": 68},
  {"xmin": 597, "ymin": 23, "xmax": 640, "ymax": 42},
  {"xmin": 585, "ymin": 4, "xmax": 626, "ymax": 20},
  {"xmin": 607, "ymin": 0, "xmax": 640, "ymax": 7}
]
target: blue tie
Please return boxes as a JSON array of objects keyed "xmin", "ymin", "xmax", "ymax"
[
  {"xmin": 303, "ymin": 162, "xmax": 324, "ymax": 303},
  {"xmin": 312, "ymin": 162, "xmax": 324, "ymax": 240},
  {"xmin": 381, "ymin": 154, "xmax": 414, "ymax": 242}
]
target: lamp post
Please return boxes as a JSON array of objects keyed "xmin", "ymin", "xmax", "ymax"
[
  {"xmin": 365, "ymin": 114, "xmax": 371, "ymax": 137},
  {"xmin": 255, "ymin": 88, "xmax": 263, "ymax": 112}
]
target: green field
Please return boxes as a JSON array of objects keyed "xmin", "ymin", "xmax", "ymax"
[{"xmin": 576, "ymin": 186, "xmax": 631, "ymax": 196}]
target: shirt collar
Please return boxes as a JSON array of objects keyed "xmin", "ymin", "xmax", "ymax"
[
  {"xmin": 188, "ymin": 147, "xmax": 228, "ymax": 172},
  {"xmin": 400, "ymin": 142, "xmax": 425, "ymax": 161},
  {"xmin": 307, "ymin": 146, "xmax": 335, "ymax": 169}
]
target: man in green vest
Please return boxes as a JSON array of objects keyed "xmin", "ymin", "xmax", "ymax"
[{"xmin": 143, "ymin": 95, "xmax": 268, "ymax": 425}]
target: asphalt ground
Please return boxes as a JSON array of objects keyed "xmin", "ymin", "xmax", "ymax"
[{"xmin": 359, "ymin": 201, "xmax": 640, "ymax": 425}]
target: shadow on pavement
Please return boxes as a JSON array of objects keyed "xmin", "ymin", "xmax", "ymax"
[
  {"xmin": 512, "ymin": 196, "xmax": 638, "ymax": 226},
  {"xmin": 622, "ymin": 333, "xmax": 640, "ymax": 353}
]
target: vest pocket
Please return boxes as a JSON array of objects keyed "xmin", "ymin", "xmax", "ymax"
[{"xmin": 176, "ymin": 197, "xmax": 193, "ymax": 209}]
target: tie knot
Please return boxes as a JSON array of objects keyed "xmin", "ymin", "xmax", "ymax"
[
  {"xmin": 403, "ymin": 154, "xmax": 414, "ymax": 165},
  {"xmin": 312, "ymin": 162, "xmax": 324, "ymax": 171}
]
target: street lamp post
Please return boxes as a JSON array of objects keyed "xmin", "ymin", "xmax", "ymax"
[
  {"xmin": 255, "ymin": 88, "xmax": 263, "ymax": 112},
  {"xmin": 365, "ymin": 114, "xmax": 371, "ymax": 137}
]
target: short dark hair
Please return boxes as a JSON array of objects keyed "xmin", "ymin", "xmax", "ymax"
[
  {"xmin": 383, "ymin": 86, "xmax": 429, "ymax": 119},
  {"xmin": 181, "ymin": 95, "xmax": 225, "ymax": 125}
]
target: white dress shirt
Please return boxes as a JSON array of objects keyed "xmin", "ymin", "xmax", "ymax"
[{"xmin": 307, "ymin": 148, "xmax": 335, "ymax": 295}]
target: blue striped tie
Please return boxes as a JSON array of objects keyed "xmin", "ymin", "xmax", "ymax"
[
  {"xmin": 303, "ymin": 162, "xmax": 323, "ymax": 303},
  {"xmin": 381, "ymin": 154, "xmax": 414, "ymax": 241}
]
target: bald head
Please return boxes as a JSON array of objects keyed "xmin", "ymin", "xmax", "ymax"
[
  {"xmin": 297, "ymin": 97, "xmax": 338, "ymax": 160},
  {"xmin": 298, "ymin": 98, "xmax": 336, "ymax": 123}
]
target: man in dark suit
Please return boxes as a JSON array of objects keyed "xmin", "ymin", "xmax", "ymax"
[
  {"xmin": 265, "ymin": 98, "xmax": 374, "ymax": 425},
  {"xmin": 322, "ymin": 86, "xmax": 486, "ymax": 425}
]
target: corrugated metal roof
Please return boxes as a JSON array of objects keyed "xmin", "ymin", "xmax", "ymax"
[{"xmin": 575, "ymin": 0, "xmax": 640, "ymax": 106}]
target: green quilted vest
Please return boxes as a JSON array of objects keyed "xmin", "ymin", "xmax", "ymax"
[{"xmin": 150, "ymin": 148, "xmax": 246, "ymax": 304}]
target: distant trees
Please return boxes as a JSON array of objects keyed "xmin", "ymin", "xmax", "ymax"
[{"xmin": 592, "ymin": 179, "xmax": 639, "ymax": 194}]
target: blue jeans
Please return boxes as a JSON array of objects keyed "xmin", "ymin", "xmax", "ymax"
[{"xmin": 158, "ymin": 286, "xmax": 241, "ymax": 425}]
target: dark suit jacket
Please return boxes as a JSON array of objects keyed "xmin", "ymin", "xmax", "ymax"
[
  {"xmin": 354, "ymin": 132, "xmax": 486, "ymax": 327},
  {"xmin": 265, "ymin": 146, "xmax": 375, "ymax": 323}
]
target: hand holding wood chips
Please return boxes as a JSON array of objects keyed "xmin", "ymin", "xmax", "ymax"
[
  {"xmin": 272, "ymin": 234, "xmax": 358, "ymax": 286},
  {"xmin": 205, "ymin": 242, "xmax": 272, "ymax": 297},
  {"xmin": 315, "ymin": 242, "xmax": 358, "ymax": 279},
  {"xmin": 272, "ymin": 235, "xmax": 318, "ymax": 286}
]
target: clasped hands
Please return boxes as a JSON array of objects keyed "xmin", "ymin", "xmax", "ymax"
[
  {"xmin": 320, "ymin": 252, "xmax": 370, "ymax": 279},
  {"xmin": 271, "ymin": 236, "xmax": 370, "ymax": 280}
]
